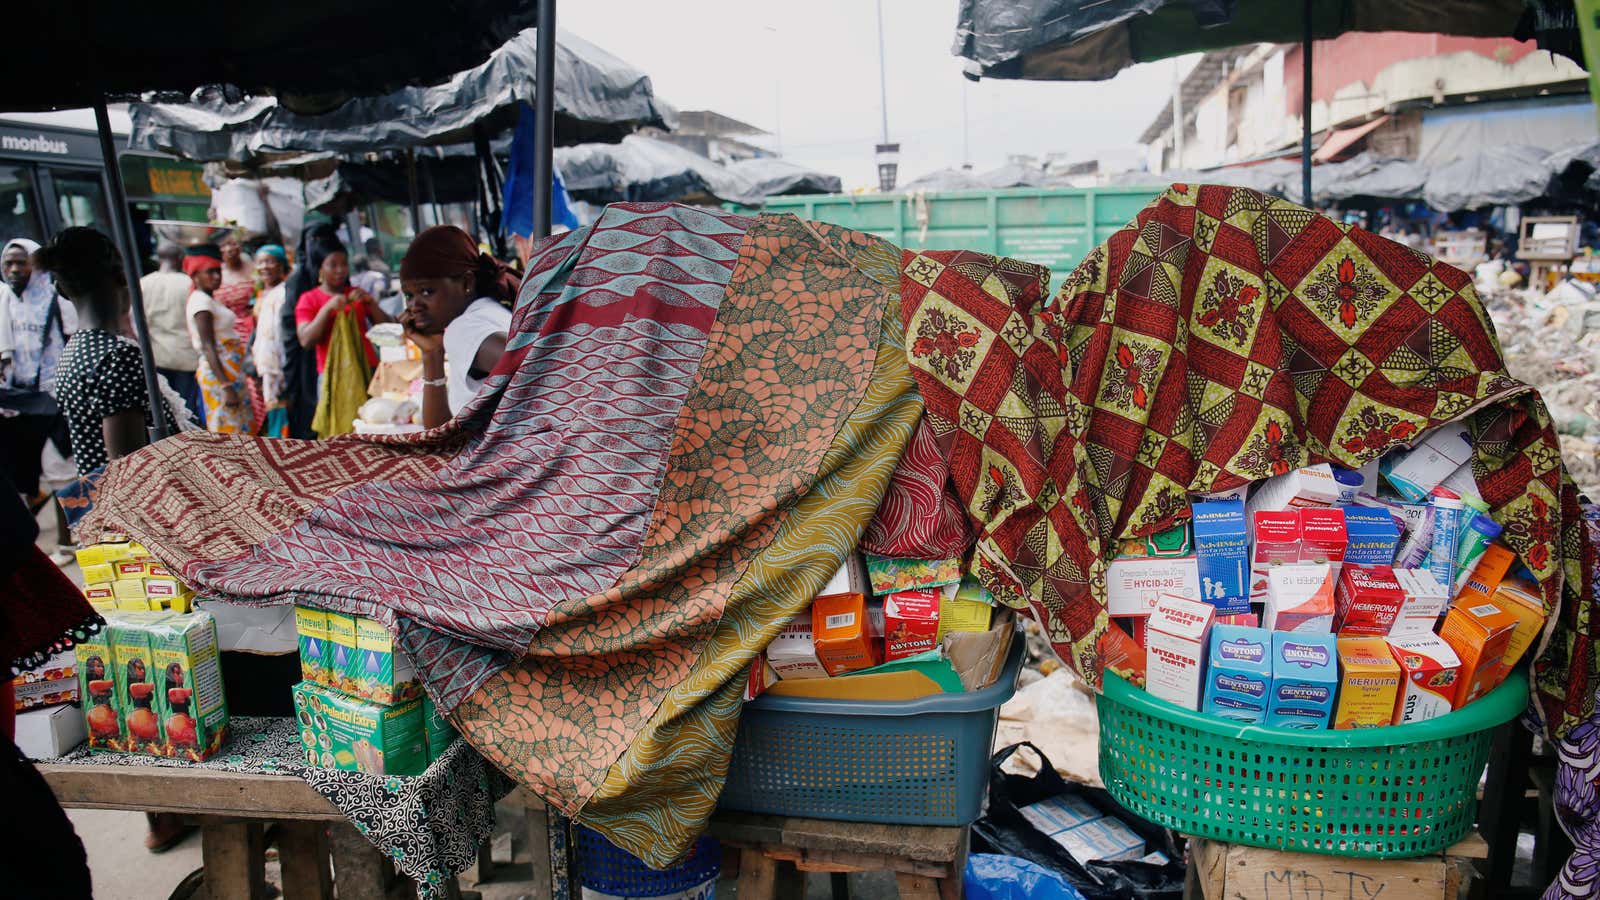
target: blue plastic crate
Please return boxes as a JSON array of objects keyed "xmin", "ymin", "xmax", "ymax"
[
  {"xmin": 718, "ymin": 630, "xmax": 1024, "ymax": 825},
  {"xmin": 576, "ymin": 825, "xmax": 720, "ymax": 897}
]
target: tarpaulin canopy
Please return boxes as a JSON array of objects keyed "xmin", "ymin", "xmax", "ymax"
[
  {"xmin": 899, "ymin": 168, "xmax": 989, "ymax": 192},
  {"xmin": 725, "ymin": 157, "xmax": 843, "ymax": 198},
  {"xmin": 6, "ymin": 0, "xmax": 540, "ymax": 112},
  {"xmin": 1423, "ymin": 143, "xmax": 1554, "ymax": 211},
  {"xmin": 1313, "ymin": 152, "xmax": 1428, "ymax": 202},
  {"xmin": 953, "ymin": 0, "xmax": 1543, "ymax": 81},
  {"xmin": 977, "ymin": 160, "xmax": 1051, "ymax": 188},
  {"xmin": 555, "ymin": 134, "xmax": 761, "ymax": 206},
  {"xmin": 128, "ymin": 29, "xmax": 674, "ymax": 160},
  {"xmin": 1113, "ymin": 158, "xmax": 1299, "ymax": 196}
]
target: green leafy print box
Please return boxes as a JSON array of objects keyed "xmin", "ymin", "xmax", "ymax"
[
  {"xmin": 421, "ymin": 694, "xmax": 456, "ymax": 762},
  {"xmin": 351, "ymin": 616, "xmax": 421, "ymax": 704},
  {"xmin": 293, "ymin": 681, "xmax": 427, "ymax": 776}
]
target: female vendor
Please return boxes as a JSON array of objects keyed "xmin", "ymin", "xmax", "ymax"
[{"xmin": 396, "ymin": 226, "xmax": 519, "ymax": 428}]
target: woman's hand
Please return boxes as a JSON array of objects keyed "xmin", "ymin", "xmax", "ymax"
[
  {"xmin": 399, "ymin": 309, "xmax": 444, "ymax": 355},
  {"xmin": 222, "ymin": 382, "xmax": 243, "ymax": 408}
]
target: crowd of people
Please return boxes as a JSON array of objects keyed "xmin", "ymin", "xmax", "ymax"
[{"xmin": 0, "ymin": 221, "xmax": 520, "ymax": 563}]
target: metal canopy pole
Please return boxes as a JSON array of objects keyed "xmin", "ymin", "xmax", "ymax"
[
  {"xmin": 94, "ymin": 95, "xmax": 171, "ymax": 440},
  {"xmin": 531, "ymin": 0, "xmax": 557, "ymax": 239},
  {"xmin": 405, "ymin": 148, "xmax": 422, "ymax": 235},
  {"xmin": 1301, "ymin": 0, "xmax": 1314, "ymax": 206}
]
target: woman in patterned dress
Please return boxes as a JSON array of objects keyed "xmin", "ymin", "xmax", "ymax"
[{"xmin": 185, "ymin": 245, "xmax": 253, "ymax": 433}]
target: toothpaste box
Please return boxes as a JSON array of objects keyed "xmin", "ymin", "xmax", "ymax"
[
  {"xmin": 1264, "ymin": 563, "xmax": 1334, "ymax": 633},
  {"xmin": 1201, "ymin": 624, "xmax": 1273, "ymax": 723},
  {"xmin": 1249, "ymin": 510, "xmax": 1302, "ymax": 600},
  {"xmin": 352, "ymin": 616, "xmax": 421, "ymax": 705},
  {"xmin": 812, "ymin": 593, "xmax": 882, "ymax": 676},
  {"xmin": 1438, "ymin": 601, "xmax": 1520, "ymax": 707},
  {"xmin": 1333, "ymin": 637, "xmax": 1400, "ymax": 729},
  {"xmin": 1381, "ymin": 425, "xmax": 1473, "ymax": 502},
  {"xmin": 81, "ymin": 563, "xmax": 115, "ymax": 586},
  {"xmin": 1487, "ymin": 580, "xmax": 1547, "ymax": 677},
  {"xmin": 1144, "ymin": 595, "xmax": 1215, "ymax": 710},
  {"xmin": 1192, "ymin": 500, "xmax": 1249, "ymax": 615},
  {"xmin": 1455, "ymin": 543, "xmax": 1516, "ymax": 606},
  {"xmin": 1020, "ymin": 795, "xmax": 1102, "ymax": 836},
  {"xmin": 294, "ymin": 606, "xmax": 329, "ymax": 685},
  {"xmin": 1266, "ymin": 633, "xmax": 1338, "ymax": 729},
  {"xmin": 75, "ymin": 540, "xmax": 133, "ymax": 569},
  {"xmin": 1391, "ymin": 568, "xmax": 1450, "ymax": 635},
  {"xmin": 1386, "ymin": 633, "xmax": 1462, "ymax": 724},
  {"xmin": 1335, "ymin": 564, "xmax": 1405, "ymax": 636},
  {"xmin": 883, "ymin": 589, "xmax": 941, "ymax": 661},
  {"xmin": 1341, "ymin": 506, "xmax": 1400, "ymax": 566},
  {"xmin": 1298, "ymin": 507, "xmax": 1348, "ymax": 574},
  {"xmin": 83, "ymin": 584, "xmax": 115, "ymax": 610},
  {"xmin": 1106, "ymin": 556, "xmax": 1201, "ymax": 616},
  {"xmin": 768, "ymin": 612, "xmax": 829, "ymax": 679},
  {"xmin": 1246, "ymin": 464, "xmax": 1342, "ymax": 517}
]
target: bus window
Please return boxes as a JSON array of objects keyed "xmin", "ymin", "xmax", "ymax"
[
  {"xmin": 49, "ymin": 168, "xmax": 111, "ymax": 234},
  {"xmin": 0, "ymin": 164, "xmax": 43, "ymax": 244}
]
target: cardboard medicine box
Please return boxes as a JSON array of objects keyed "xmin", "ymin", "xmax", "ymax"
[
  {"xmin": 1392, "ymin": 568, "xmax": 1450, "ymax": 635},
  {"xmin": 1106, "ymin": 556, "xmax": 1200, "ymax": 616},
  {"xmin": 110, "ymin": 617, "xmax": 166, "ymax": 753},
  {"xmin": 1333, "ymin": 637, "xmax": 1400, "ymax": 729},
  {"xmin": 294, "ymin": 606, "xmax": 330, "ymax": 685},
  {"xmin": 75, "ymin": 628, "xmax": 121, "ymax": 750},
  {"xmin": 324, "ymin": 613, "xmax": 359, "ymax": 695},
  {"xmin": 1381, "ymin": 425, "xmax": 1473, "ymax": 502},
  {"xmin": 1438, "ymin": 601, "xmax": 1520, "ymax": 707},
  {"xmin": 80, "ymin": 563, "xmax": 115, "ymax": 586},
  {"xmin": 1201, "ymin": 624, "xmax": 1273, "ymax": 723},
  {"xmin": 1335, "ymin": 564, "xmax": 1406, "ymax": 636},
  {"xmin": 293, "ymin": 681, "xmax": 428, "ymax": 776},
  {"xmin": 1386, "ymin": 633, "xmax": 1462, "ymax": 724},
  {"xmin": 147, "ymin": 612, "xmax": 230, "ymax": 761},
  {"xmin": 1266, "ymin": 633, "xmax": 1337, "ymax": 729},
  {"xmin": 1144, "ymin": 595, "xmax": 1214, "ymax": 710},
  {"xmin": 1249, "ymin": 509, "xmax": 1300, "ymax": 600},
  {"xmin": 1245, "ymin": 464, "xmax": 1341, "ymax": 516},
  {"xmin": 1340, "ymin": 506, "xmax": 1399, "ymax": 566},
  {"xmin": 883, "ymin": 589, "xmax": 941, "ymax": 661},
  {"xmin": 1297, "ymin": 507, "xmax": 1348, "ymax": 573},
  {"xmin": 1264, "ymin": 563, "xmax": 1334, "ymax": 633},
  {"xmin": 812, "ymin": 593, "xmax": 881, "ymax": 676},
  {"xmin": 937, "ymin": 579, "xmax": 993, "ymax": 643},
  {"xmin": 13, "ymin": 650, "xmax": 77, "ymax": 711},
  {"xmin": 1192, "ymin": 500, "xmax": 1248, "ymax": 614},
  {"xmin": 75, "ymin": 541, "xmax": 132, "ymax": 569},
  {"xmin": 1455, "ymin": 544, "xmax": 1516, "ymax": 606},
  {"xmin": 352, "ymin": 616, "xmax": 421, "ymax": 704},
  {"xmin": 767, "ymin": 613, "xmax": 829, "ymax": 680},
  {"xmin": 1020, "ymin": 795, "xmax": 1101, "ymax": 836},
  {"xmin": 1491, "ymin": 580, "xmax": 1547, "ymax": 675}
]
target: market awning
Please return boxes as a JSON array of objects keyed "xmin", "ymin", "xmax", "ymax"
[
  {"xmin": 555, "ymin": 135, "xmax": 761, "ymax": 207},
  {"xmin": 1312, "ymin": 115, "xmax": 1389, "ymax": 163}
]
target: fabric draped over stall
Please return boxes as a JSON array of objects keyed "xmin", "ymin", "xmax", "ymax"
[{"xmin": 80, "ymin": 189, "xmax": 1600, "ymax": 871}]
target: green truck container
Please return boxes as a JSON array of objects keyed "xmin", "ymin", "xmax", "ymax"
[{"xmin": 761, "ymin": 186, "xmax": 1163, "ymax": 296}]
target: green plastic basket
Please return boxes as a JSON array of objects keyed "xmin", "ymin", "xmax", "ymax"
[{"xmin": 1097, "ymin": 667, "xmax": 1527, "ymax": 858}]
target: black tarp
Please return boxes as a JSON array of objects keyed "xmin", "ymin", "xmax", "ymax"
[
  {"xmin": 555, "ymin": 135, "xmax": 761, "ymax": 207},
  {"xmin": 7, "ymin": 0, "xmax": 539, "ymax": 111},
  {"xmin": 129, "ymin": 29, "xmax": 675, "ymax": 160},
  {"xmin": 725, "ymin": 158, "xmax": 842, "ymax": 197}
]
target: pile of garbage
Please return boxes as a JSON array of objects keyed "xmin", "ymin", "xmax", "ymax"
[{"xmin": 1481, "ymin": 274, "xmax": 1600, "ymax": 500}]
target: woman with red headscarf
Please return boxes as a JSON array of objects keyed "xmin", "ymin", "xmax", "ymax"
[
  {"xmin": 397, "ymin": 226, "xmax": 519, "ymax": 428},
  {"xmin": 184, "ymin": 244, "xmax": 253, "ymax": 433}
]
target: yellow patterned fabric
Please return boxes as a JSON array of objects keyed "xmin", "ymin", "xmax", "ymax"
[{"xmin": 311, "ymin": 310, "xmax": 372, "ymax": 439}]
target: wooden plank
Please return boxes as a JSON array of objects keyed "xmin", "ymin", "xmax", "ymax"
[
  {"xmin": 777, "ymin": 817, "xmax": 965, "ymax": 863},
  {"xmin": 522, "ymin": 799, "xmax": 554, "ymax": 900},
  {"xmin": 329, "ymin": 820, "xmax": 392, "ymax": 900},
  {"xmin": 1445, "ymin": 831, "xmax": 1489, "ymax": 861},
  {"xmin": 1190, "ymin": 838, "xmax": 1227, "ymax": 900},
  {"xmin": 39, "ymin": 763, "xmax": 341, "ymax": 819},
  {"xmin": 1220, "ymin": 843, "xmax": 1449, "ymax": 900},
  {"xmin": 737, "ymin": 847, "xmax": 779, "ymax": 900},
  {"xmin": 278, "ymin": 820, "xmax": 333, "ymax": 900},
  {"xmin": 756, "ymin": 844, "xmax": 951, "ymax": 879},
  {"xmin": 200, "ymin": 819, "xmax": 267, "ymax": 900},
  {"xmin": 895, "ymin": 873, "xmax": 942, "ymax": 900}
]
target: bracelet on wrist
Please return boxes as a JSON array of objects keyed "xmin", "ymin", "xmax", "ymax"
[{"xmin": 420, "ymin": 376, "xmax": 448, "ymax": 388}]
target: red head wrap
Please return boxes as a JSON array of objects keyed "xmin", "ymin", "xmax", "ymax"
[
  {"xmin": 399, "ymin": 226, "xmax": 519, "ymax": 306},
  {"xmin": 183, "ymin": 254, "xmax": 222, "ymax": 277}
]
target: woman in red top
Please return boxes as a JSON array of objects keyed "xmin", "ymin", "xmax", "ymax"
[{"xmin": 293, "ymin": 239, "xmax": 392, "ymax": 374}]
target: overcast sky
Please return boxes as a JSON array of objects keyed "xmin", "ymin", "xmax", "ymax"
[{"xmin": 562, "ymin": 0, "xmax": 1191, "ymax": 190}]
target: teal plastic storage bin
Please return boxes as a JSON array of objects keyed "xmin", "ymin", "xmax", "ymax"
[{"xmin": 719, "ymin": 634, "xmax": 1024, "ymax": 825}]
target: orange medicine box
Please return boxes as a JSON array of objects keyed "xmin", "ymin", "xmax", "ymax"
[
  {"xmin": 1438, "ymin": 601, "xmax": 1520, "ymax": 707},
  {"xmin": 812, "ymin": 593, "xmax": 881, "ymax": 676},
  {"xmin": 1454, "ymin": 543, "xmax": 1516, "ymax": 606},
  {"xmin": 1488, "ymin": 579, "xmax": 1547, "ymax": 677},
  {"xmin": 1333, "ymin": 637, "xmax": 1400, "ymax": 729}
]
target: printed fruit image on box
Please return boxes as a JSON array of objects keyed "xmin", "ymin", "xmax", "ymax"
[
  {"xmin": 352, "ymin": 616, "xmax": 420, "ymax": 704},
  {"xmin": 148, "ymin": 612, "xmax": 230, "ymax": 761},
  {"xmin": 1387, "ymin": 633, "xmax": 1462, "ymax": 724},
  {"xmin": 111, "ymin": 623, "xmax": 164, "ymax": 754},
  {"xmin": 76, "ymin": 630, "xmax": 121, "ymax": 750},
  {"xmin": 862, "ymin": 554, "xmax": 962, "ymax": 595}
]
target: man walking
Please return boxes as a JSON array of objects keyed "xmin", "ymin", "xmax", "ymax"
[{"xmin": 140, "ymin": 242, "xmax": 204, "ymax": 424}]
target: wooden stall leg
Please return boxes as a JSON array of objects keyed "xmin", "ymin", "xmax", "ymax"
[
  {"xmin": 895, "ymin": 872, "xmax": 942, "ymax": 900},
  {"xmin": 738, "ymin": 847, "xmax": 779, "ymax": 900},
  {"xmin": 277, "ymin": 820, "xmax": 333, "ymax": 900},
  {"xmin": 464, "ymin": 837, "xmax": 495, "ymax": 885},
  {"xmin": 1480, "ymin": 722, "xmax": 1534, "ymax": 895},
  {"xmin": 199, "ymin": 818, "xmax": 267, "ymax": 900},
  {"xmin": 329, "ymin": 820, "xmax": 393, "ymax": 900}
]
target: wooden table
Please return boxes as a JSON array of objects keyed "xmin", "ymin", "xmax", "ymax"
[
  {"xmin": 39, "ymin": 761, "xmax": 449, "ymax": 900},
  {"xmin": 708, "ymin": 811, "xmax": 968, "ymax": 899},
  {"xmin": 1185, "ymin": 831, "xmax": 1489, "ymax": 900}
]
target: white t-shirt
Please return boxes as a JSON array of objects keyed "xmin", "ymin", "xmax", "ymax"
[
  {"xmin": 186, "ymin": 290, "xmax": 237, "ymax": 354},
  {"xmin": 442, "ymin": 297, "xmax": 511, "ymax": 413}
]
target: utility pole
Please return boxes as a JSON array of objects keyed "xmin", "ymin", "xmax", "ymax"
[
  {"xmin": 1171, "ymin": 57, "xmax": 1185, "ymax": 171},
  {"xmin": 874, "ymin": 0, "xmax": 900, "ymax": 190}
]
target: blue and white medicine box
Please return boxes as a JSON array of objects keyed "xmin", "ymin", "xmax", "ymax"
[
  {"xmin": 1192, "ymin": 500, "xmax": 1249, "ymax": 615},
  {"xmin": 1201, "ymin": 625, "xmax": 1273, "ymax": 724},
  {"xmin": 1341, "ymin": 506, "xmax": 1400, "ymax": 566},
  {"xmin": 1265, "ymin": 632, "xmax": 1337, "ymax": 730}
]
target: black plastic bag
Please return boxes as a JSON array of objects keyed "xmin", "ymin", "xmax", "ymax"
[{"xmin": 971, "ymin": 742, "xmax": 1187, "ymax": 900}]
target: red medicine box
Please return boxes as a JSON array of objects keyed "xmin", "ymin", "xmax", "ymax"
[
  {"xmin": 883, "ymin": 589, "xmax": 941, "ymax": 661},
  {"xmin": 1298, "ymin": 508, "xmax": 1348, "ymax": 571},
  {"xmin": 1249, "ymin": 510, "xmax": 1301, "ymax": 600},
  {"xmin": 1336, "ymin": 564, "xmax": 1406, "ymax": 636}
]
